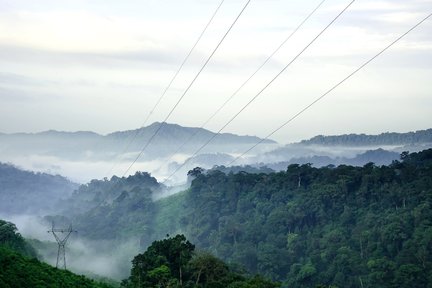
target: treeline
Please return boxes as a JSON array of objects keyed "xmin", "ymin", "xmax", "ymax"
[
  {"xmin": 179, "ymin": 149, "xmax": 432, "ymax": 287},
  {"xmin": 299, "ymin": 128, "xmax": 432, "ymax": 146}
]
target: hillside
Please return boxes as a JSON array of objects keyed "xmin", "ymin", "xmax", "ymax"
[
  {"xmin": 175, "ymin": 149, "xmax": 432, "ymax": 287},
  {"xmin": 0, "ymin": 219, "xmax": 38, "ymax": 258},
  {"xmin": 0, "ymin": 163, "xmax": 79, "ymax": 215},
  {"xmin": 51, "ymin": 149, "xmax": 432, "ymax": 287},
  {"xmin": 0, "ymin": 219, "xmax": 114, "ymax": 288},
  {"xmin": 65, "ymin": 171, "xmax": 161, "ymax": 241}
]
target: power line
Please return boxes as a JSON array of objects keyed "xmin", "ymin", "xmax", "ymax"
[
  {"xmin": 162, "ymin": 0, "xmax": 356, "ymax": 184},
  {"xmin": 154, "ymin": 0, "xmax": 327, "ymax": 173},
  {"xmin": 122, "ymin": 0, "xmax": 252, "ymax": 177},
  {"xmin": 105, "ymin": 0, "xmax": 225, "ymax": 177},
  {"xmin": 226, "ymin": 11, "xmax": 432, "ymax": 166}
]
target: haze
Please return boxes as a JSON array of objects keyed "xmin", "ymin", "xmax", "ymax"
[{"xmin": 0, "ymin": 0, "xmax": 431, "ymax": 144}]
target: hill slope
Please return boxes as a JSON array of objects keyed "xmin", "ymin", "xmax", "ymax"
[
  {"xmin": 0, "ymin": 219, "xmax": 114, "ymax": 288},
  {"xmin": 55, "ymin": 149, "xmax": 432, "ymax": 287},
  {"xmin": 0, "ymin": 163, "xmax": 78, "ymax": 215}
]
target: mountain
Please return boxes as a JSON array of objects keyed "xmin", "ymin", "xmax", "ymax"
[
  {"xmin": 267, "ymin": 148, "xmax": 401, "ymax": 171},
  {"xmin": 3, "ymin": 125, "xmax": 431, "ymax": 184},
  {"xmin": 0, "ymin": 163, "xmax": 79, "ymax": 215},
  {"xmin": 0, "ymin": 122, "xmax": 277, "ymax": 162},
  {"xmin": 0, "ymin": 122, "xmax": 278, "ymax": 182},
  {"xmin": 299, "ymin": 128, "xmax": 432, "ymax": 146},
  {"xmin": 107, "ymin": 122, "xmax": 276, "ymax": 146},
  {"xmin": 256, "ymin": 129, "xmax": 432, "ymax": 169}
]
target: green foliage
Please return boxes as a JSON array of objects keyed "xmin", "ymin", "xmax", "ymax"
[
  {"xmin": 70, "ymin": 172, "xmax": 160, "ymax": 242},
  {"xmin": 128, "ymin": 234, "xmax": 195, "ymax": 287},
  {"xmin": 49, "ymin": 149, "xmax": 432, "ymax": 287},
  {"xmin": 176, "ymin": 150, "xmax": 432, "ymax": 287},
  {"xmin": 0, "ymin": 219, "xmax": 38, "ymax": 258},
  {"xmin": 0, "ymin": 246, "xmax": 113, "ymax": 288},
  {"xmin": 123, "ymin": 234, "xmax": 279, "ymax": 288}
]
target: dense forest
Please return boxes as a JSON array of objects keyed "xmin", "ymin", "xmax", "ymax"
[
  {"xmin": 65, "ymin": 171, "xmax": 161, "ymax": 240},
  {"xmin": 178, "ymin": 149, "xmax": 432, "ymax": 287},
  {"xmin": 58, "ymin": 149, "xmax": 432, "ymax": 287}
]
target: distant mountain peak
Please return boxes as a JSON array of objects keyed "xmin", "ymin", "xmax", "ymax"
[{"xmin": 107, "ymin": 122, "xmax": 277, "ymax": 144}]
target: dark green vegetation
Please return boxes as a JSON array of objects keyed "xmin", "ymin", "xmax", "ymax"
[
  {"xmin": 67, "ymin": 172, "xmax": 160, "ymax": 241},
  {"xmin": 121, "ymin": 234, "xmax": 279, "ymax": 288},
  {"xmin": 0, "ymin": 162, "xmax": 78, "ymax": 214},
  {"xmin": 180, "ymin": 149, "xmax": 432, "ymax": 287},
  {"xmin": 0, "ymin": 219, "xmax": 38, "ymax": 258},
  {"xmin": 66, "ymin": 149, "xmax": 432, "ymax": 287},
  {"xmin": 0, "ymin": 219, "xmax": 113, "ymax": 288},
  {"xmin": 0, "ymin": 248, "xmax": 114, "ymax": 288}
]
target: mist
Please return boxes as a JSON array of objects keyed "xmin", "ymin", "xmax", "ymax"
[
  {"xmin": 0, "ymin": 213, "xmax": 139, "ymax": 280},
  {"xmin": 2, "ymin": 127, "xmax": 431, "ymax": 282}
]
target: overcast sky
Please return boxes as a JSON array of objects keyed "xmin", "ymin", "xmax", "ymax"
[{"xmin": 0, "ymin": 0, "xmax": 431, "ymax": 144}]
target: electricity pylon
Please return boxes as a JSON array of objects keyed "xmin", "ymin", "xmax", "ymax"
[{"xmin": 48, "ymin": 223, "xmax": 77, "ymax": 269}]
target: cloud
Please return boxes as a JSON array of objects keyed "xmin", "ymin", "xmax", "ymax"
[
  {"xmin": 0, "ymin": 87, "xmax": 34, "ymax": 102},
  {"xmin": 0, "ymin": 44, "xmax": 182, "ymax": 69}
]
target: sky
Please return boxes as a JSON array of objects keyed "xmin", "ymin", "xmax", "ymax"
[{"xmin": 0, "ymin": 0, "xmax": 431, "ymax": 144}]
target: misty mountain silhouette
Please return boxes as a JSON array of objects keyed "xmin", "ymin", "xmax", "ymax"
[{"xmin": 0, "ymin": 122, "xmax": 277, "ymax": 161}]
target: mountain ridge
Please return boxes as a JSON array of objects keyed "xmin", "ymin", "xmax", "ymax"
[
  {"xmin": 0, "ymin": 122, "xmax": 277, "ymax": 144},
  {"xmin": 299, "ymin": 128, "xmax": 432, "ymax": 146}
]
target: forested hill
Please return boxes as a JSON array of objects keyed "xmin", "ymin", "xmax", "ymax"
[
  {"xmin": 180, "ymin": 149, "xmax": 432, "ymax": 287},
  {"xmin": 66, "ymin": 171, "xmax": 161, "ymax": 239},
  {"xmin": 59, "ymin": 149, "xmax": 432, "ymax": 287},
  {"xmin": 299, "ymin": 128, "xmax": 432, "ymax": 146},
  {"xmin": 0, "ymin": 162, "xmax": 78, "ymax": 214}
]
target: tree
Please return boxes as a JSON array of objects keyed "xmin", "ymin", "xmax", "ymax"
[
  {"xmin": 189, "ymin": 251, "xmax": 229, "ymax": 286},
  {"xmin": 129, "ymin": 234, "xmax": 194, "ymax": 287}
]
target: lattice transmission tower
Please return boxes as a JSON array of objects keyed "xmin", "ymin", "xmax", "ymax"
[{"xmin": 48, "ymin": 223, "xmax": 77, "ymax": 269}]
